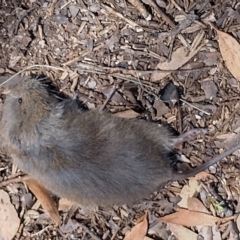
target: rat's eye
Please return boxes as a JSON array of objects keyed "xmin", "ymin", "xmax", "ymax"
[{"xmin": 18, "ymin": 97, "xmax": 22, "ymax": 104}]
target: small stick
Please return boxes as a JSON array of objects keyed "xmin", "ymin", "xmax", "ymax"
[
  {"xmin": 14, "ymin": 7, "xmax": 37, "ymax": 35},
  {"xmin": 101, "ymin": 4, "xmax": 142, "ymax": 30},
  {"xmin": 63, "ymin": 203, "xmax": 79, "ymax": 224},
  {"xmin": 77, "ymin": 223, "xmax": 102, "ymax": 240},
  {"xmin": 127, "ymin": 0, "xmax": 151, "ymax": 20},
  {"xmin": 100, "ymin": 86, "xmax": 116, "ymax": 111},
  {"xmin": 0, "ymin": 175, "xmax": 29, "ymax": 187},
  {"xmin": 146, "ymin": 0, "xmax": 175, "ymax": 28}
]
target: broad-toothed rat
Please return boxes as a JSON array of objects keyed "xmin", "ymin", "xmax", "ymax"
[{"xmin": 1, "ymin": 76, "xmax": 240, "ymax": 206}]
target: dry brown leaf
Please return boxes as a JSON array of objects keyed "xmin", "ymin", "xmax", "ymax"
[
  {"xmin": 188, "ymin": 178, "xmax": 202, "ymax": 192},
  {"xmin": 153, "ymin": 98, "xmax": 169, "ymax": 118},
  {"xmin": 198, "ymin": 226, "xmax": 213, "ymax": 240},
  {"xmin": 167, "ymin": 223, "xmax": 198, "ymax": 240},
  {"xmin": 124, "ymin": 212, "xmax": 148, "ymax": 240},
  {"xmin": 9, "ymin": 56, "xmax": 21, "ymax": 68},
  {"xmin": 191, "ymin": 171, "xmax": 217, "ymax": 181},
  {"xmin": 223, "ymin": 126, "xmax": 240, "ymax": 157},
  {"xmin": 151, "ymin": 44, "xmax": 205, "ymax": 82},
  {"xmin": 212, "ymin": 224, "xmax": 221, "ymax": 240},
  {"xmin": 178, "ymin": 179, "xmax": 200, "ymax": 208},
  {"xmin": 113, "ymin": 109, "xmax": 140, "ymax": 118},
  {"xmin": 25, "ymin": 178, "xmax": 61, "ymax": 225},
  {"xmin": 187, "ymin": 197, "xmax": 209, "ymax": 214},
  {"xmin": 99, "ymin": 85, "xmax": 129, "ymax": 105},
  {"xmin": 211, "ymin": 23, "xmax": 240, "ymax": 81},
  {"xmin": 158, "ymin": 209, "xmax": 234, "ymax": 227},
  {"xmin": 199, "ymin": 78, "xmax": 218, "ymax": 99},
  {"xmin": 58, "ymin": 198, "xmax": 75, "ymax": 211},
  {"xmin": 178, "ymin": 185, "xmax": 192, "ymax": 208},
  {"xmin": 0, "ymin": 190, "xmax": 20, "ymax": 240},
  {"xmin": 236, "ymin": 214, "xmax": 240, "ymax": 233}
]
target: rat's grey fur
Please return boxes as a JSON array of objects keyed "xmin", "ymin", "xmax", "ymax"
[
  {"xmin": 2, "ymin": 77, "xmax": 239, "ymax": 206},
  {"xmin": 1, "ymin": 77, "xmax": 176, "ymax": 206}
]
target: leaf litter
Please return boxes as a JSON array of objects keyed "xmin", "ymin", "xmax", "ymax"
[{"xmin": 0, "ymin": 190, "xmax": 20, "ymax": 240}]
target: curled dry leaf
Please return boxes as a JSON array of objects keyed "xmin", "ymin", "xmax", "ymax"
[
  {"xmin": 212, "ymin": 223, "xmax": 222, "ymax": 239},
  {"xmin": 58, "ymin": 198, "xmax": 75, "ymax": 211},
  {"xmin": 191, "ymin": 171, "xmax": 217, "ymax": 181},
  {"xmin": 124, "ymin": 212, "xmax": 148, "ymax": 240},
  {"xmin": 223, "ymin": 126, "xmax": 240, "ymax": 156},
  {"xmin": 199, "ymin": 226, "xmax": 213, "ymax": 240},
  {"xmin": 9, "ymin": 56, "xmax": 21, "ymax": 68},
  {"xmin": 0, "ymin": 190, "xmax": 20, "ymax": 240},
  {"xmin": 177, "ymin": 178, "xmax": 201, "ymax": 208},
  {"xmin": 187, "ymin": 197, "xmax": 209, "ymax": 214},
  {"xmin": 167, "ymin": 223, "xmax": 198, "ymax": 240},
  {"xmin": 25, "ymin": 178, "xmax": 61, "ymax": 225},
  {"xmin": 158, "ymin": 209, "xmax": 235, "ymax": 227},
  {"xmin": 236, "ymin": 213, "xmax": 240, "ymax": 233},
  {"xmin": 210, "ymin": 23, "xmax": 240, "ymax": 81},
  {"xmin": 178, "ymin": 185, "xmax": 193, "ymax": 209},
  {"xmin": 199, "ymin": 78, "xmax": 218, "ymax": 99},
  {"xmin": 153, "ymin": 98, "xmax": 169, "ymax": 118},
  {"xmin": 99, "ymin": 85, "xmax": 129, "ymax": 105},
  {"xmin": 113, "ymin": 109, "xmax": 140, "ymax": 118},
  {"xmin": 151, "ymin": 43, "xmax": 205, "ymax": 82}
]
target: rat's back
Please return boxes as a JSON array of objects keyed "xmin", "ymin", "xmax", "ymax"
[{"xmin": 2, "ymin": 77, "xmax": 175, "ymax": 206}]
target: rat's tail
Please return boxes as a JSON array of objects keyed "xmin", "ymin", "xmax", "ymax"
[{"xmin": 174, "ymin": 143, "xmax": 240, "ymax": 180}]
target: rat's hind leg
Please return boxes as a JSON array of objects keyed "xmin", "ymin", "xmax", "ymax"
[{"xmin": 169, "ymin": 128, "xmax": 207, "ymax": 147}]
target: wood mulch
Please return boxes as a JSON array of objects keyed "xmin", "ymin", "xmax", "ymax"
[{"xmin": 1, "ymin": 0, "xmax": 240, "ymax": 239}]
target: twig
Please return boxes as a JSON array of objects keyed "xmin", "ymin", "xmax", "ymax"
[
  {"xmin": 31, "ymin": 226, "xmax": 52, "ymax": 237},
  {"xmin": 128, "ymin": 49, "xmax": 143, "ymax": 89},
  {"xmin": 101, "ymin": 3, "xmax": 142, "ymax": 31},
  {"xmin": 14, "ymin": 7, "xmax": 37, "ymax": 35},
  {"xmin": 60, "ymin": 0, "xmax": 72, "ymax": 10},
  {"xmin": 73, "ymin": 63, "xmax": 213, "ymax": 76},
  {"xmin": 0, "ymin": 64, "xmax": 213, "ymax": 117},
  {"xmin": 0, "ymin": 63, "xmax": 211, "ymax": 89},
  {"xmin": 157, "ymin": 11, "xmax": 196, "ymax": 38},
  {"xmin": 78, "ymin": 223, "xmax": 102, "ymax": 240},
  {"xmin": 63, "ymin": 43, "xmax": 104, "ymax": 66},
  {"xmin": 63, "ymin": 203, "xmax": 79, "ymax": 224},
  {"xmin": 49, "ymin": 0, "xmax": 58, "ymax": 16},
  {"xmin": 180, "ymin": 99, "xmax": 211, "ymax": 116},
  {"xmin": 100, "ymin": 86, "xmax": 116, "ymax": 111},
  {"xmin": 110, "ymin": 74, "xmax": 159, "ymax": 97},
  {"xmin": 170, "ymin": 0, "xmax": 206, "ymax": 28},
  {"xmin": 146, "ymin": 0, "xmax": 175, "ymax": 28},
  {"xmin": 205, "ymin": 0, "xmax": 231, "ymax": 10},
  {"xmin": 15, "ymin": 223, "xmax": 24, "ymax": 240},
  {"xmin": 220, "ymin": 103, "xmax": 240, "ymax": 129},
  {"xmin": 127, "ymin": 0, "xmax": 151, "ymax": 20},
  {"xmin": 4, "ymin": 171, "xmax": 24, "ymax": 180},
  {"xmin": 0, "ymin": 65, "xmax": 66, "ymax": 88},
  {"xmin": 0, "ymin": 175, "xmax": 29, "ymax": 187}
]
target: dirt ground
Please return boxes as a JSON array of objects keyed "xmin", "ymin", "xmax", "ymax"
[{"xmin": 1, "ymin": 0, "xmax": 240, "ymax": 239}]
